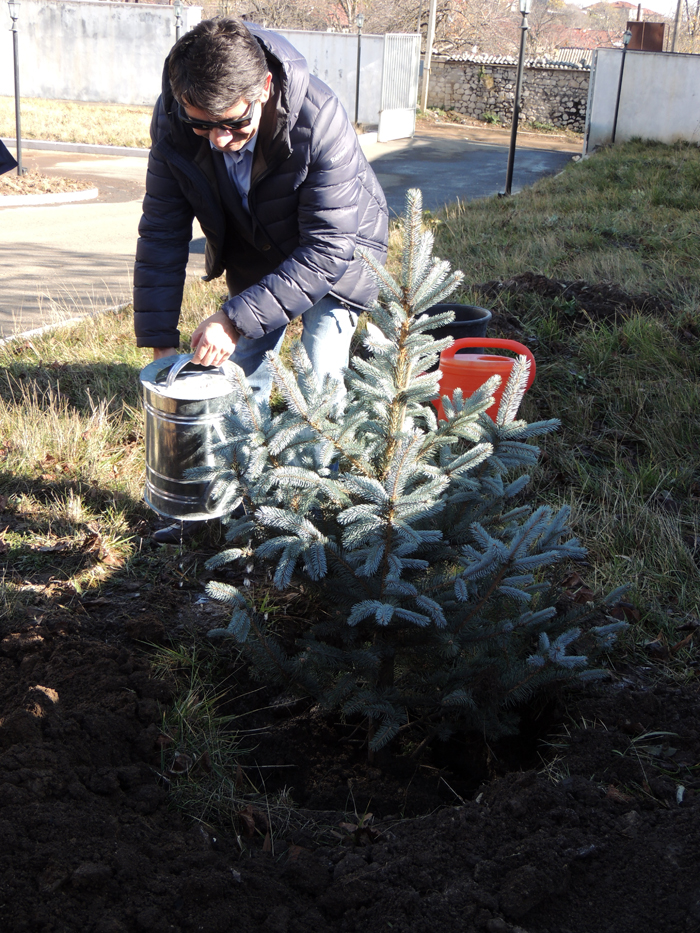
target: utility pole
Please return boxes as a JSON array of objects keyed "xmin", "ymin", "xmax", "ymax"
[
  {"xmin": 420, "ymin": 0, "xmax": 437, "ymax": 113},
  {"xmin": 672, "ymin": 0, "xmax": 682, "ymax": 51}
]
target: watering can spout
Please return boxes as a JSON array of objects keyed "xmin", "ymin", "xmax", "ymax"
[{"xmin": 434, "ymin": 337, "xmax": 536, "ymax": 421}]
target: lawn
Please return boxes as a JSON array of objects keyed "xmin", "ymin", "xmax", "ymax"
[
  {"xmin": 433, "ymin": 139, "xmax": 700, "ymax": 649},
  {"xmin": 3, "ymin": 138, "xmax": 699, "ymax": 657},
  {"xmin": 0, "ymin": 95, "xmax": 153, "ymax": 148},
  {"xmin": 1, "ymin": 139, "xmax": 700, "ymax": 932}
]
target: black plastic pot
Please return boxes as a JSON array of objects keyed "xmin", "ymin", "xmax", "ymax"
[
  {"xmin": 423, "ymin": 303, "xmax": 492, "ymax": 371},
  {"xmin": 424, "ymin": 302, "xmax": 492, "ymax": 341}
]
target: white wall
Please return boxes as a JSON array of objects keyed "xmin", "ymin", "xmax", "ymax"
[
  {"xmin": 0, "ymin": 1, "xmax": 201, "ymax": 106},
  {"xmin": 585, "ymin": 47, "xmax": 700, "ymax": 152}
]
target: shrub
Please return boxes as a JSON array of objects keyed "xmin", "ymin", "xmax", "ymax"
[{"xmin": 201, "ymin": 189, "xmax": 626, "ymax": 753}]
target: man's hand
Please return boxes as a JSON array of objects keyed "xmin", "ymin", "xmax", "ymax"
[
  {"xmin": 191, "ymin": 310, "xmax": 239, "ymax": 367},
  {"xmin": 153, "ymin": 347, "xmax": 179, "ymax": 362}
]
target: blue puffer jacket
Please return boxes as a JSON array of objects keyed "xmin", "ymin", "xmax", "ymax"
[{"xmin": 133, "ymin": 25, "xmax": 389, "ymax": 348}]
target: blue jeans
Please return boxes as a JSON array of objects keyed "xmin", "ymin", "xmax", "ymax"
[{"xmin": 231, "ymin": 295, "xmax": 358, "ymax": 401}]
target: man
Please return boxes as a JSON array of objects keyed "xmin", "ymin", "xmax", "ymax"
[{"xmin": 134, "ymin": 16, "xmax": 388, "ymax": 404}]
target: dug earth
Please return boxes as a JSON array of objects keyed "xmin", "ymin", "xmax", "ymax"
[{"xmin": 0, "ymin": 591, "xmax": 699, "ymax": 933}]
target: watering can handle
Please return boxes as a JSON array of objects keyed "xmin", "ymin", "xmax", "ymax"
[
  {"xmin": 164, "ymin": 353, "xmax": 228, "ymax": 390},
  {"xmin": 442, "ymin": 337, "xmax": 536, "ymax": 389}
]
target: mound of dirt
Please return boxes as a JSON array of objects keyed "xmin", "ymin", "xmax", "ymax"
[
  {"xmin": 478, "ymin": 272, "xmax": 672, "ymax": 327},
  {"xmin": 1, "ymin": 582, "xmax": 699, "ymax": 933}
]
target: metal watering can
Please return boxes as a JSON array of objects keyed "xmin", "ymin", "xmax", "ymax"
[
  {"xmin": 140, "ymin": 353, "xmax": 236, "ymax": 521},
  {"xmin": 434, "ymin": 337, "xmax": 537, "ymax": 421}
]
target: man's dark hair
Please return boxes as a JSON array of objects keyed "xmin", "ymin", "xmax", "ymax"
[{"xmin": 168, "ymin": 17, "xmax": 269, "ymax": 115}]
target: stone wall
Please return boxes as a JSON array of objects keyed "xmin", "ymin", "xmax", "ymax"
[{"xmin": 428, "ymin": 57, "xmax": 590, "ymax": 132}]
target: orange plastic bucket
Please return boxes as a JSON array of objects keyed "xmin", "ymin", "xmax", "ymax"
[{"xmin": 434, "ymin": 337, "xmax": 536, "ymax": 421}]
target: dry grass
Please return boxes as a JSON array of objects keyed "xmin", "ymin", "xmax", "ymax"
[
  {"xmin": 0, "ymin": 279, "xmax": 227, "ymax": 602},
  {"xmin": 0, "ymin": 280, "xmax": 226, "ymax": 488},
  {"xmin": 0, "ymin": 170, "xmax": 93, "ymax": 194},
  {"xmin": 0, "ymin": 96, "xmax": 153, "ymax": 148}
]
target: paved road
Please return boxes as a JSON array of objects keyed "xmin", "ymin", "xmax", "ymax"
[
  {"xmin": 0, "ymin": 123, "xmax": 579, "ymax": 339},
  {"xmin": 361, "ymin": 122, "xmax": 577, "ymax": 217},
  {"xmin": 0, "ymin": 149, "xmax": 207, "ymax": 339}
]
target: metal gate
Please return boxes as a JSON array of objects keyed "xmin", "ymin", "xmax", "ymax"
[
  {"xmin": 378, "ymin": 33, "xmax": 421, "ymax": 142},
  {"xmin": 277, "ymin": 28, "xmax": 420, "ymax": 141}
]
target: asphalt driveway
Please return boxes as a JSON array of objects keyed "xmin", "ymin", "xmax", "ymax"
[{"xmin": 362, "ymin": 118, "xmax": 578, "ymax": 217}]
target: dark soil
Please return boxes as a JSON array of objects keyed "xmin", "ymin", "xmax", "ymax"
[
  {"xmin": 2, "ymin": 555, "xmax": 700, "ymax": 933},
  {"xmin": 477, "ymin": 272, "xmax": 672, "ymax": 330}
]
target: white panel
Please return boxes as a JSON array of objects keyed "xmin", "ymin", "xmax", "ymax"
[
  {"xmin": 587, "ymin": 47, "xmax": 700, "ymax": 150},
  {"xmin": 276, "ymin": 30, "xmax": 385, "ymax": 127},
  {"xmin": 0, "ymin": 10, "xmax": 419, "ymax": 136},
  {"xmin": 378, "ymin": 33, "xmax": 421, "ymax": 142},
  {"xmin": 378, "ymin": 107, "xmax": 416, "ymax": 142}
]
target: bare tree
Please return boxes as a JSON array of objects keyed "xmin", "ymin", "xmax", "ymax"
[
  {"xmin": 583, "ymin": 1, "xmax": 630, "ymax": 44},
  {"xmin": 206, "ymin": 0, "xmax": 337, "ymax": 29},
  {"xmin": 678, "ymin": 0, "xmax": 700, "ymax": 53},
  {"xmin": 200, "ymin": 0, "xmax": 615, "ymax": 60},
  {"xmin": 330, "ymin": 0, "xmax": 364, "ymax": 28}
]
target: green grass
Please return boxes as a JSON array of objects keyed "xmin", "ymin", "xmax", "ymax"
[
  {"xmin": 0, "ymin": 96, "xmax": 153, "ymax": 148},
  {"xmin": 150, "ymin": 639, "xmax": 338, "ymax": 847},
  {"xmin": 430, "ymin": 139, "xmax": 700, "ymax": 656},
  {"xmin": 0, "ymin": 279, "xmax": 226, "ymax": 610},
  {"xmin": 435, "ymin": 140, "xmax": 700, "ymax": 296}
]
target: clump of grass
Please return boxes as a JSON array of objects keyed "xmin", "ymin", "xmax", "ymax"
[
  {"xmin": 152, "ymin": 640, "xmax": 335, "ymax": 848},
  {"xmin": 2, "ymin": 491, "xmax": 133, "ymax": 593},
  {"xmin": 0, "ymin": 96, "xmax": 153, "ymax": 148},
  {"xmin": 154, "ymin": 643, "xmax": 246, "ymax": 791}
]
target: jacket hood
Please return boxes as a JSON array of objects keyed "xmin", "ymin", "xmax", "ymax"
[{"xmin": 159, "ymin": 23, "xmax": 310, "ymax": 149}]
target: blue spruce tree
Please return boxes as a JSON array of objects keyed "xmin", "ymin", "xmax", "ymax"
[{"xmin": 200, "ymin": 189, "xmax": 626, "ymax": 754}]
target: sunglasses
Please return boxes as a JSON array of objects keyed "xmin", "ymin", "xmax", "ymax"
[{"xmin": 178, "ymin": 99, "xmax": 257, "ymax": 132}]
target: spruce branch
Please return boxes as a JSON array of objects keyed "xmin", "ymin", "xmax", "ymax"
[
  {"xmin": 497, "ymin": 354, "xmax": 531, "ymax": 425},
  {"xmin": 356, "ymin": 247, "xmax": 404, "ymax": 301}
]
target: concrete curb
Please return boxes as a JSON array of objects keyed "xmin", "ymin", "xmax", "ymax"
[
  {"xmin": 2, "ymin": 138, "xmax": 151, "ymax": 158},
  {"xmin": 0, "ymin": 187, "xmax": 99, "ymax": 207},
  {"xmin": 2, "ymin": 133, "xmax": 378, "ymax": 157},
  {"xmin": 0, "ymin": 302, "xmax": 132, "ymax": 349}
]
